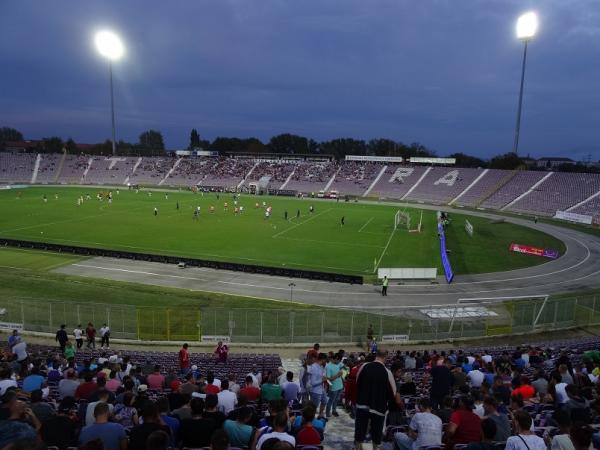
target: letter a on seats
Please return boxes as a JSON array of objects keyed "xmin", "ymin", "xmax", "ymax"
[
  {"xmin": 389, "ymin": 167, "xmax": 414, "ymax": 183},
  {"xmin": 434, "ymin": 170, "xmax": 459, "ymax": 186}
]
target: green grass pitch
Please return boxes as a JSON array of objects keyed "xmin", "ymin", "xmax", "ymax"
[{"xmin": 0, "ymin": 186, "xmax": 565, "ymax": 277}]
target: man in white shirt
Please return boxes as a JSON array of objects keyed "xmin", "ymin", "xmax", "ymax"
[
  {"xmin": 552, "ymin": 373, "xmax": 569, "ymax": 404},
  {"xmin": 217, "ymin": 379, "xmax": 237, "ymax": 414},
  {"xmin": 99, "ymin": 324, "xmax": 110, "ymax": 349},
  {"xmin": 73, "ymin": 325, "xmax": 83, "ymax": 349},
  {"xmin": 467, "ymin": 368, "xmax": 485, "ymax": 388},
  {"xmin": 12, "ymin": 337, "xmax": 28, "ymax": 362},
  {"xmin": 256, "ymin": 411, "xmax": 295, "ymax": 450},
  {"xmin": 0, "ymin": 367, "xmax": 18, "ymax": 395},
  {"xmin": 85, "ymin": 391, "xmax": 114, "ymax": 426},
  {"xmin": 246, "ymin": 367, "xmax": 261, "ymax": 387},
  {"xmin": 481, "ymin": 350, "xmax": 493, "ymax": 364},
  {"xmin": 395, "ymin": 398, "xmax": 443, "ymax": 450}
]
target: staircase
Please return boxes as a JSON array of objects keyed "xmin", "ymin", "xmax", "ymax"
[
  {"xmin": 53, "ymin": 152, "xmax": 67, "ymax": 184},
  {"xmin": 158, "ymin": 158, "xmax": 182, "ymax": 186},
  {"xmin": 238, "ymin": 162, "xmax": 259, "ymax": 189},
  {"xmin": 31, "ymin": 153, "xmax": 41, "ymax": 184},
  {"xmin": 475, "ymin": 170, "xmax": 518, "ymax": 208}
]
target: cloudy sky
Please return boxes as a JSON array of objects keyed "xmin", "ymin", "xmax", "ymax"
[{"xmin": 1, "ymin": 0, "xmax": 599, "ymax": 159}]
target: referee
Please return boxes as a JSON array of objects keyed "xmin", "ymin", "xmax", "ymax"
[{"xmin": 381, "ymin": 276, "xmax": 388, "ymax": 296}]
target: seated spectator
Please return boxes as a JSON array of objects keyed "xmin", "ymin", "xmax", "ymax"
[
  {"xmin": 446, "ymin": 396, "xmax": 482, "ymax": 447},
  {"xmin": 203, "ymin": 393, "xmax": 226, "ymax": 428},
  {"xmin": 75, "ymin": 372, "xmax": 97, "ymax": 400},
  {"xmin": 40, "ymin": 396, "xmax": 78, "ymax": 450},
  {"xmin": 128, "ymin": 402, "xmax": 171, "ymax": 450},
  {"xmin": 295, "ymin": 403, "xmax": 323, "ymax": 446},
  {"xmin": 550, "ymin": 409, "xmax": 575, "ymax": 450},
  {"xmin": 512, "ymin": 376, "xmax": 535, "ymax": 400},
  {"xmin": 395, "ymin": 398, "xmax": 443, "ymax": 450},
  {"xmin": 172, "ymin": 393, "xmax": 193, "ymax": 420},
  {"xmin": 146, "ymin": 430, "xmax": 170, "ymax": 450},
  {"xmin": 256, "ymin": 411, "xmax": 295, "ymax": 450},
  {"xmin": 0, "ymin": 397, "xmax": 40, "ymax": 449},
  {"xmin": 435, "ymin": 395, "xmax": 454, "ymax": 424},
  {"xmin": 399, "ymin": 372, "xmax": 417, "ymax": 396},
  {"xmin": 564, "ymin": 385, "xmax": 590, "ymax": 424},
  {"xmin": 465, "ymin": 418, "xmax": 497, "ymax": 450},
  {"xmin": 179, "ymin": 397, "xmax": 217, "ymax": 449},
  {"xmin": 0, "ymin": 366, "xmax": 18, "ymax": 396},
  {"xmin": 105, "ymin": 370, "xmax": 121, "ymax": 393},
  {"xmin": 261, "ymin": 373, "xmax": 282, "ymax": 401},
  {"xmin": 85, "ymin": 390, "xmax": 113, "ymax": 426},
  {"xmin": 156, "ymin": 396, "xmax": 179, "ymax": 445},
  {"xmin": 29, "ymin": 389, "xmax": 55, "ymax": 423},
  {"xmin": 78, "ymin": 402, "xmax": 127, "ymax": 450},
  {"xmin": 482, "ymin": 396, "xmax": 511, "ymax": 442},
  {"xmin": 22, "ymin": 367, "xmax": 44, "ymax": 393},
  {"xmin": 179, "ymin": 373, "xmax": 198, "ymax": 395},
  {"xmin": 468, "ymin": 367, "xmax": 485, "ymax": 388},
  {"xmin": 205, "ymin": 372, "xmax": 221, "ymax": 394},
  {"xmin": 223, "ymin": 406, "xmax": 257, "ymax": 449},
  {"xmin": 505, "ymin": 410, "xmax": 546, "ymax": 450},
  {"xmin": 240, "ymin": 375, "xmax": 261, "ymax": 401},
  {"xmin": 147, "ymin": 365, "xmax": 165, "ymax": 391},
  {"xmin": 218, "ymin": 379, "xmax": 238, "ymax": 414},
  {"xmin": 282, "ymin": 371, "xmax": 299, "ymax": 403},
  {"xmin": 211, "ymin": 429, "xmax": 231, "ymax": 450},
  {"xmin": 532, "ymin": 370, "xmax": 548, "ymax": 397},
  {"xmin": 58, "ymin": 369, "xmax": 79, "ymax": 399},
  {"xmin": 113, "ymin": 392, "xmax": 138, "ymax": 427},
  {"xmin": 570, "ymin": 425, "xmax": 593, "ymax": 450}
]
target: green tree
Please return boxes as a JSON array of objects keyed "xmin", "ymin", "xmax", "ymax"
[
  {"xmin": 41, "ymin": 136, "xmax": 64, "ymax": 153},
  {"xmin": 65, "ymin": 138, "xmax": 78, "ymax": 154},
  {"xmin": 138, "ymin": 130, "xmax": 165, "ymax": 151},
  {"xmin": 448, "ymin": 152, "xmax": 486, "ymax": 168},
  {"xmin": 367, "ymin": 139, "xmax": 398, "ymax": 156},
  {"xmin": 320, "ymin": 138, "xmax": 366, "ymax": 159},
  {"xmin": 0, "ymin": 127, "xmax": 24, "ymax": 142},
  {"xmin": 489, "ymin": 152, "xmax": 525, "ymax": 170},
  {"xmin": 189, "ymin": 128, "xmax": 201, "ymax": 150},
  {"xmin": 268, "ymin": 134, "xmax": 310, "ymax": 154}
]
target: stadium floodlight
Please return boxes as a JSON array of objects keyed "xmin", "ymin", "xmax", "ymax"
[
  {"xmin": 95, "ymin": 30, "xmax": 125, "ymax": 156},
  {"xmin": 512, "ymin": 12, "xmax": 538, "ymax": 155}
]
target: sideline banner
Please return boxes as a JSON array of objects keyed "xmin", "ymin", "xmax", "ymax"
[
  {"xmin": 510, "ymin": 243, "xmax": 559, "ymax": 259},
  {"xmin": 438, "ymin": 221, "xmax": 454, "ymax": 283},
  {"xmin": 554, "ymin": 210, "xmax": 593, "ymax": 225}
]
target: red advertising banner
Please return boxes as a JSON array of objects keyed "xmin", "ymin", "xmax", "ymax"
[{"xmin": 510, "ymin": 243, "xmax": 559, "ymax": 259}]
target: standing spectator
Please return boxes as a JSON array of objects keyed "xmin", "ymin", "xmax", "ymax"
[
  {"xmin": 214, "ymin": 340, "xmax": 229, "ymax": 363},
  {"xmin": 79, "ymin": 402, "xmax": 127, "ymax": 450},
  {"xmin": 505, "ymin": 410, "xmax": 546, "ymax": 450},
  {"xmin": 394, "ymin": 398, "xmax": 443, "ymax": 450},
  {"xmin": 12, "ymin": 336, "xmax": 28, "ymax": 364},
  {"xmin": 308, "ymin": 353, "xmax": 328, "ymax": 419},
  {"xmin": 64, "ymin": 341, "xmax": 75, "ymax": 360},
  {"xmin": 99, "ymin": 323, "xmax": 110, "ymax": 349},
  {"xmin": 55, "ymin": 324, "xmax": 68, "ymax": 353},
  {"xmin": 218, "ymin": 379, "xmax": 238, "ymax": 414},
  {"xmin": 307, "ymin": 343, "xmax": 320, "ymax": 361},
  {"xmin": 85, "ymin": 322, "xmax": 96, "ymax": 349},
  {"xmin": 223, "ymin": 406, "xmax": 257, "ymax": 449},
  {"xmin": 7, "ymin": 330, "xmax": 19, "ymax": 351},
  {"xmin": 147, "ymin": 365, "xmax": 166, "ymax": 391},
  {"xmin": 430, "ymin": 358, "xmax": 454, "ymax": 409},
  {"xmin": 73, "ymin": 324, "xmax": 84, "ymax": 350},
  {"xmin": 446, "ymin": 396, "xmax": 482, "ymax": 447},
  {"xmin": 128, "ymin": 403, "xmax": 171, "ymax": 450},
  {"xmin": 325, "ymin": 353, "xmax": 344, "ymax": 417},
  {"xmin": 354, "ymin": 350, "xmax": 396, "ymax": 450},
  {"xmin": 179, "ymin": 343, "xmax": 190, "ymax": 375},
  {"xmin": 367, "ymin": 324, "xmax": 374, "ymax": 350}
]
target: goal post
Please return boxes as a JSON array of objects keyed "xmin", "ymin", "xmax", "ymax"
[{"xmin": 394, "ymin": 209, "xmax": 422, "ymax": 232}]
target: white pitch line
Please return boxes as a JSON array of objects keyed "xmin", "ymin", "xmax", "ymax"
[
  {"xmin": 272, "ymin": 208, "xmax": 332, "ymax": 238},
  {"xmin": 375, "ymin": 227, "xmax": 396, "ymax": 270},
  {"xmin": 358, "ymin": 217, "xmax": 374, "ymax": 233}
]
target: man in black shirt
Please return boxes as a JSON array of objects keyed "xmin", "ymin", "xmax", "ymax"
[
  {"xmin": 55, "ymin": 325, "xmax": 68, "ymax": 353},
  {"xmin": 179, "ymin": 397, "xmax": 218, "ymax": 449},
  {"xmin": 430, "ymin": 359, "xmax": 454, "ymax": 409}
]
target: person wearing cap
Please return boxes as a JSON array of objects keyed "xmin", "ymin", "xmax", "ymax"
[{"xmin": 40, "ymin": 396, "xmax": 78, "ymax": 449}]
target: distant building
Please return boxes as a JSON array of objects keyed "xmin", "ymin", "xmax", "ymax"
[{"xmin": 536, "ymin": 157, "xmax": 576, "ymax": 169}]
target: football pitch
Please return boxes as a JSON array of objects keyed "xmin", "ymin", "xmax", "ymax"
[{"xmin": 0, "ymin": 186, "xmax": 565, "ymax": 277}]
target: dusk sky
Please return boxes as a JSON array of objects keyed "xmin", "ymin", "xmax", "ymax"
[{"xmin": 2, "ymin": 1, "xmax": 599, "ymax": 160}]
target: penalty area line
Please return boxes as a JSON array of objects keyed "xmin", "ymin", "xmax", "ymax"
[
  {"xmin": 374, "ymin": 227, "xmax": 396, "ymax": 271},
  {"xmin": 358, "ymin": 217, "xmax": 374, "ymax": 233},
  {"xmin": 272, "ymin": 208, "xmax": 332, "ymax": 238}
]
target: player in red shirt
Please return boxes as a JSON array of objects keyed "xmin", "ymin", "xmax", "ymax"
[{"xmin": 179, "ymin": 343, "xmax": 190, "ymax": 375}]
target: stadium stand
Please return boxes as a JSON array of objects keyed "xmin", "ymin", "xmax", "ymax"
[
  {"xmin": 2, "ymin": 333, "xmax": 600, "ymax": 449},
  {"xmin": 0, "ymin": 152, "xmax": 599, "ymax": 218}
]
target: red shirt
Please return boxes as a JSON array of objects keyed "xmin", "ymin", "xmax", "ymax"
[
  {"xmin": 179, "ymin": 348, "xmax": 190, "ymax": 369},
  {"xmin": 450, "ymin": 409, "xmax": 481, "ymax": 445},
  {"xmin": 205, "ymin": 384, "xmax": 220, "ymax": 394},
  {"xmin": 239, "ymin": 386, "xmax": 261, "ymax": 402},
  {"xmin": 297, "ymin": 425, "xmax": 321, "ymax": 445},
  {"xmin": 75, "ymin": 381, "xmax": 97, "ymax": 400},
  {"xmin": 147, "ymin": 373, "xmax": 166, "ymax": 391},
  {"xmin": 86, "ymin": 327, "xmax": 96, "ymax": 339},
  {"xmin": 513, "ymin": 384, "xmax": 535, "ymax": 399}
]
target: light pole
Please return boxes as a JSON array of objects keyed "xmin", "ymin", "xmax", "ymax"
[
  {"xmin": 512, "ymin": 12, "xmax": 538, "ymax": 155},
  {"xmin": 288, "ymin": 282, "xmax": 296, "ymax": 302},
  {"xmin": 95, "ymin": 30, "xmax": 124, "ymax": 156}
]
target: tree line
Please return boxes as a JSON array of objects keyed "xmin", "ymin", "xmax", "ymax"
[{"xmin": 1, "ymin": 126, "xmax": 598, "ymax": 173}]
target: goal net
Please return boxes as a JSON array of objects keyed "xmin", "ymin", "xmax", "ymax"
[{"xmin": 394, "ymin": 209, "xmax": 423, "ymax": 232}]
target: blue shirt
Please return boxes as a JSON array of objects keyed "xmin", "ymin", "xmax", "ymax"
[
  {"xmin": 161, "ymin": 414, "xmax": 180, "ymax": 444},
  {"xmin": 224, "ymin": 419, "xmax": 254, "ymax": 448},
  {"xmin": 325, "ymin": 362, "xmax": 343, "ymax": 392},
  {"xmin": 291, "ymin": 416, "xmax": 326, "ymax": 434},
  {"xmin": 79, "ymin": 422, "xmax": 126, "ymax": 450},
  {"xmin": 22, "ymin": 374, "xmax": 44, "ymax": 392},
  {"xmin": 308, "ymin": 363, "xmax": 324, "ymax": 395}
]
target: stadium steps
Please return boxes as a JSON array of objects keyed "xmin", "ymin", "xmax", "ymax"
[
  {"xmin": 501, "ymin": 171, "xmax": 554, "ymax": 211},
  {"xmin": 53, "ymin": 151, "xmax": 67, "ymax": 184},
  {"xmin": 158, "ymin": 157, "xmax": 181, "ymax": 186},
  {"xmin": 237, "ymin": 161, "xmax": 260, "ymax": 189},
  {"xmin": 31, "ymin": 153, "xmax": 41, "ymax": 184},
  {"xmin": 125, "ymin": 157, "xmax": 143, "ymax": 185},
  {"xmin": 279, "ymin": 166, "xmax": 296, "ymax": 190},
  {"xmin": 474, "ymin": 169, "xmax": 518, "ymax": 208},
  {"xmin": 363, "ymin": 165, "xmax": 388, "ymax": 197},
  {"xmin": 323, "ymin": 166, "xmax": 341, "ymax": 192},
  {"xmin": 449, "ymin": 168, "xmax": 489, "ymax": 205},
  {"xmin": 401, "ymin": 166, "xmax": 431, "ymax": 200},
  {"xmin": 566, "ymin": 190, "xmax": 600, "ymax": 212},
  {"xmin": 81, "ymin": 157, "xmax": 94, "ymax": 182}
]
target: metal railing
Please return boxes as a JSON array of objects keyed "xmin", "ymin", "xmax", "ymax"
[{"xmin": 0, "ymin": 295, "xmax": 598, "ymax": 344}]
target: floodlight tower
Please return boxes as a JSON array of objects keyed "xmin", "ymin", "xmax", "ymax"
[
  {"xmin": 512, "ymin": 12, "xmax": 538, "ymax": 155},
  {"xmin": 95, "ymin": 30, "xmax": 125, "ymax": 155}
]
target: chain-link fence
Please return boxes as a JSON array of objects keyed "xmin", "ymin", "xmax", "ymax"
[{"xmin": 0, "ymin": 295, "xmax": 598, "ymax": 344}]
